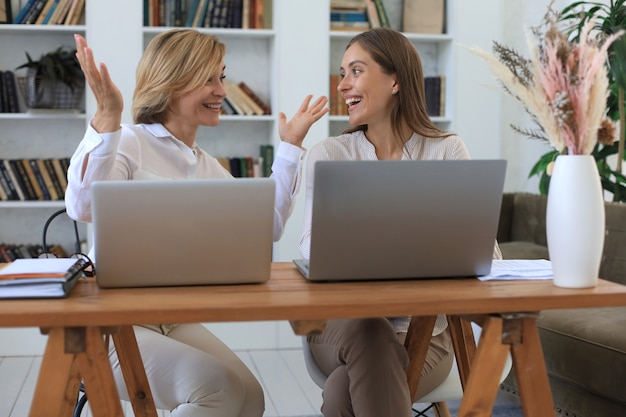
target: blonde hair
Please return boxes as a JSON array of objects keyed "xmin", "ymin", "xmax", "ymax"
[
  {"xmin": 132, "ymin": 29, "xmax": 226, "ymax": 124},
  {"xmin": 343, "ymin": 28, "xmax": 452, "ymax": 143}
]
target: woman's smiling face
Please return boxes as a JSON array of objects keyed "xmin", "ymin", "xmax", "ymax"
[{"xmin": 337, "ymin": 42, "xmax": 397, "ymax": 127}]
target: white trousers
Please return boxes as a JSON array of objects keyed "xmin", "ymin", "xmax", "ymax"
[{"xmin": 108, "ymin": 324, "xmax": 264, "ymax": 417}]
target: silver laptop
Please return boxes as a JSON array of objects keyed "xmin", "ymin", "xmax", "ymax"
[
  {"xmin": 91, "ymin": 178, "xmax": 275, "ymax": 288},
  {"xmin": 294, "ymin": 159, "xmax": 507, "ymax": 281}
]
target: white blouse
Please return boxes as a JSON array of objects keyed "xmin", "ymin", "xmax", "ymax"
[{"xmin": 66, "ymin": 122, "xmax": 304, "ymax": 242}]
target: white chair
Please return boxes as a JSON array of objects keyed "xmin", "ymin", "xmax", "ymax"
[{"xmin": 301, "ymin": 322, "xmax": 513, "ymax": 417}]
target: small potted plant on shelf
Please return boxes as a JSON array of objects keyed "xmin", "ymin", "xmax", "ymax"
[{"xmin": 15, "ymin": 46, "xmax": 85, "ymax": 111}]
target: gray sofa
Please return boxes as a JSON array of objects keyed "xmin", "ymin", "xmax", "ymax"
[{"xmin": 496, "ymin": 192, "xmax": 626, "ymax": 417}]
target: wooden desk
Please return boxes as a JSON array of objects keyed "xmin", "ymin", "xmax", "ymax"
[{"xmin": 2, "ymin": 262, "xmax": 626, "ymax": 417}]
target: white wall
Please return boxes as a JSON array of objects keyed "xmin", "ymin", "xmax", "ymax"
[{"xmin": 456, "ymin": 0, "xmax": 601, "ymax": 193}]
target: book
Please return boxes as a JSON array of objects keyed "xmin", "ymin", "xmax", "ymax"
[
  {"xmin": 35, "ymin": 0, "xmax": 56, "ymax": 24},
  {"xmin": 3, "ymin": 71, "xmax": 19, "ymax": 113},
  {"xmin": 365, "ymin": 0, "xmax": 380, "ymax": 28},
  {"xmin": 0, "ymin": 257, "xmax": 86, "ymax": 299},
  {"xmin": 29, "ymin": 159, "xmax": 52, "ymax": 200},
  {"xmin": 36, "ymin": 159, "xmax": 59, "ymax": 200},
  {"xmin": 41, "ymin": 0, "xmax": 61, "ymax": 24},
  {"xmin": 0, "ymin": 161, "xmax": 19, "ymax": 200},
  {"xmin": 2, "ymin": 160, "xmax": 26, "ymax": 200},
  {"xmin": 43, "ymin": 159, "xmax": 64, "ymax": 198},
  {"xmin": 224, "ymin": 81, "xmax": 254, "ymax": 115},
  {"xmin": 10, "ymin": 159, "xmax": 37, "ymax": 200},
  {"xmin": 64, "ymin": 0, "xmax": 85, "ymax": 25},
  {"xmin": 13, "ymin": 0, "xmax": 38, "ymax": 23},
  {"xmin": 51, "ymin": 158, "xmax": 68, "ymax": 194},
  {"xmin": 231, "ymin": 82, "xmax": 264, "ymax": 115},
  {"xmin": 21, "ymin": 0, "xmax": 48, "ymax": 24},
  {"xmin": 371, "ymin": 0, "xmax": 389, "ymax": 28},
  {"xmin": 260, "ymin": 144, "xmax": 273, "ymax": 177},
  {"xmin": 424, "ymin": 75, "xmax": 445, "ymax": 117},
  {"xmin": 403, "ymin": 0, "xmax": 445, "ymax": 34},
  {"xmin": 22, "ymin": 158, "xmax": 44, "ymax": 200},
  {"xmin": 238, "ymin": 82, "xmax": 271, "ymax": 115}
]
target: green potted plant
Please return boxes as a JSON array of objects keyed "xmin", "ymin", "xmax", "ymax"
[
  {"xmin": 15, "ymin": 46, "xmax": 85, "ymax": 110},
  {"xmin": 529, "ymin": 0, "xmax": 626, "ymax": 202}
]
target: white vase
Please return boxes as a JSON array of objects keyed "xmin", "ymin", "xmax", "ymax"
[{"xmin": 546, "ymin": 155, "xmax": 605, "ymax": 288}]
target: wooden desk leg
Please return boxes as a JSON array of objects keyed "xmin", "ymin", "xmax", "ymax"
[
  {"xmin": 510, "ymin": 317, "xmax": 555, "ymax": 417},
  {"xmin": 404, "ymin": 315, "xmax": 437, "ymax": 400},
  {"xmin": 74, "ymin": 326, "xmax": 125, "ymax": 417},
  {"xmin": 456, "ymin": 316, "xmax": 510, "ymax": 417},
  {"xmin": 111, "ymin": 325, "xmax": 158, "ymax": 417},
  {"xmin": 447, "ymin": 315, "xmax": 477, "ymax": 390},
  {"xmin": 29, "ymin": 327, "xmax": 82, "ymax": 417}
]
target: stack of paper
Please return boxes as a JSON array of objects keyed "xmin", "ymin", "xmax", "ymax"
[{"xmin": 480, "ymin": 259, "xmax": 552, "ymax": 281}]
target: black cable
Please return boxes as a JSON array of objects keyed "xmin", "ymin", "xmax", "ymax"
[{"xmin": 42, "ymin": 208, "xmax": 81, "ymax": 254}]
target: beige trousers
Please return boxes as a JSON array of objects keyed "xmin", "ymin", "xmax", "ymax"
[
  {"xmin": 108, "ymin": 324, "xmax": 264, "ymax": 417},
  {"xmin": 308, "ymin": 318, "xmax": 453, "ymax": 417}
]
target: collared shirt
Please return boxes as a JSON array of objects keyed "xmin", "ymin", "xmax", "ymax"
[
  {"xmin": 66, "ymin": 122, "xmax": 304, "ymax": 242},
  {"xmin": 297, "ymin": 130, "xmax": 502, "ymax": 336}
]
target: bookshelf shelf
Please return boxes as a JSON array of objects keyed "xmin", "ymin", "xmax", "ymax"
[
  {"xmin": 0, "ymin": 25, "xmax": 85, "ymax": 35},
  {"xmin": 0, "ymin": 200, "xmax": 66, "ymax": 209},
  {"xmin": 143, "ymin": 26, "xmax": 275, "ymax": 39},
  {"xmin": 0, "ymin": 112, "xmax": 86, "ymax": 120}
]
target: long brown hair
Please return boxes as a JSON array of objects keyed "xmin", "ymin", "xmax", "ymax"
[
  {"xmin": 132, "ymin": 29, "xmax": 226, "ymax": 124},
  {"xmin": 342, "ymin": 27, "xmax": 452, "ymax": 144}
]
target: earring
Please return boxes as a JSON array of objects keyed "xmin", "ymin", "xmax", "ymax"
[{"xmin": 392, "ymin": 89, "xmax": 397, "ymax": 94}]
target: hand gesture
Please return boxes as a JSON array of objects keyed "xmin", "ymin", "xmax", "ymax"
[
  {"xmin": 278, "ymin": 95, "xmax": 329, "ymax": 148},
  {"xmin": 74, "ymin": 34, "xmax": 123, "ymax": 133}
]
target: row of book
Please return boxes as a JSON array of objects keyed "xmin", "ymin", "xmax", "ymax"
[
  {"xmin": 222, "ymin": 81, "xmax": 270, "ymax": 116},
  {"xmin": 0, "ymin": 71, "xmax": 19, "ymax": 113},
  {"xmin": 331, "ymin": 0, "xmax": 446, "ymax": 34},
  {"xmin": 330, "ymin": 0, "xmax": 389, "ymax": 31},
  {"xmin": 0, "ymin": 243, "xmax": 67, "ymax": 263},
  {"xmin": 11, "ymin": 0, "xmax": 85, "ymax": 25},
  {"xmin": 145, "ymin": 0, "xmax": 270, "ymax": 29},
  {"xmin": 328, "ymin": 74, "xmax": 445, "ymax": 117},
  {"xmin": 0, "ymin": 158, "xmax": 70, "ymax": 202},
  {"xmin": 217, "ymin": 144, "xmax": 274, "ymax": 178}
]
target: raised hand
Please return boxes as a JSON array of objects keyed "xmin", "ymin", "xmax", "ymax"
[
  {"xmin": 278, "ymin": 95, "xmax": 329, "ymax": 148},
  {"xmin": 74, "ymin": 34, "xmax": 123, "ymax": 133}
]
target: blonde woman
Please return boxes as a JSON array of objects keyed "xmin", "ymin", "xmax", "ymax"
[{"xmin": 66, "ymin": 30, "xmax": 328, "ymax": 417}]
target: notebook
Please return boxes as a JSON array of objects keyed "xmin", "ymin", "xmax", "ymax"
[
  {"xmin": 294, "ymin": 159, "xmax": 507, "ymax": 281},
  {"xmin": 91, "ymin": 178, "xmax": 275, "ymax": 288}
]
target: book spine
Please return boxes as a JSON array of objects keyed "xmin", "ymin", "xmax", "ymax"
[
  {"xmin": 260, "ymin": 144, "xmax": 273, "ymax": 177},
  {"xmin": 11, "ymin": 159, "xmax": 37, "ymax": 200},
  {"xmin": 41, "ymin": 0, "xmax": 60, "ymax": 24},
  {"xmin": 22, "ymin": 0, "xmax": 47, "ymax": 24},
  {"xmin": 13, "ymin": 0, "xmax": 38, "ymax": 24},
  {"xmin": 35, "ymin": 0, "xmax": 56, "ymax": 24},
  {"xmin": 3, "ymin": 71, "xmax": 20, "ymax": 113},
  {"xmin": 51, "ymin": 158, "xmax": 69, "ymax": 194},
  {"xmin": 29, "ymin": 159, "xmax": 52, "ymax": 200},
  {"xmin": 0, "ymin": 161, "xmax": 19, "ymax": 200},
  {"xmin": 44, "ymin": 159, "xmax": 65, "ymax": 198},
  {"xmin": 3, "ymin": 160, "xmax": 26, "ymax": 201},
  {"xmin": 372, "ymin": 0, "xmax": 389, "ymax": 28},
  {"xmin": 36, "ymin": 159, "xmax": 59, "ymax": 200},
  {"xmin": 22, "ymin": 158, "xmax": 44, "ymax": 200},
  {"xmin": 238, "ymin": 81, "xmax": 271, "ymax": 115}
]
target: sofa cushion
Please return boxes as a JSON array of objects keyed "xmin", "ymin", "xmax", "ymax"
[
  {"xmin": 600, "ymin": 201, "xmax": 626, "ymax": 286},
  {"xmin": 499, "ymin": 241, "xmax": 549, "ymax": 260},
  {"xmin": 537, "ymin": 307, "xmax": 626, "ymax": 406}
]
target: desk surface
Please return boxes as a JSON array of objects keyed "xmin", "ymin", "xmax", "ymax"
[{"xmin": 2, "ymin": 262, "xmax": 626, "ymax": 328}]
